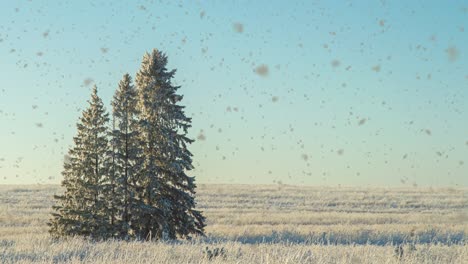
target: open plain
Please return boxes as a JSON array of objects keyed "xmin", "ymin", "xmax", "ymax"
[{"xmin": 0, "ymin": 184, "xmax": 466, "ymax": 263}]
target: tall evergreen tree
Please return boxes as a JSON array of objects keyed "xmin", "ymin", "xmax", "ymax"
[
  {"xmin": 109, "ymin": 73, "xmax": 142, "ymax": 239},
  {"xmin": 134, "ymin": 49, "xmax": 205, "ymax": 240},
  {"xmin": 49, "ymin": 50, "xmax": 205, "ymax": 241},
  {"xmin": 103, "ymin": 116, "xmax": 118, "ymax": 237},
  {"xmin": 49, "ymin": 86, "xmax": 110, "ymax": 239}
]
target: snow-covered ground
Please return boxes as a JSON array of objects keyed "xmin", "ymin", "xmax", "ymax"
[{"xmin": 0, "ymin": 184, "xmax": 466, "ymax": 263}]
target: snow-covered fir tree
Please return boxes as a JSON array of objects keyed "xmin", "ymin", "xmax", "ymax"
[
  {"xmin": 109, "ymin": 73, "xmax": 143, "ymax": 239},
  {"xmin": 134, "ymin": 49, "xmax": 205, "ymax": 240},
  {"xmin": 49, "ymin": 86, "xmax": 110, "ymax": 239},
  {"xmin": 104, "ymin": 116, "xmax": 119, "ymax": 237},
  {"xmin": 49, "ymin": 50, "xmax": 205, "ymax": 241}
]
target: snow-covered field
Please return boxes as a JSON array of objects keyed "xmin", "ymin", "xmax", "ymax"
[{"xmin": 0, "ymin": 184, "xmax": 466, "ymax": 263}]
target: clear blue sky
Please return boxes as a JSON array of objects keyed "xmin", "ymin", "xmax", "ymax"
[{"xmin": 0, "ymin": 1, "xmax": 467, "ymax": 186}]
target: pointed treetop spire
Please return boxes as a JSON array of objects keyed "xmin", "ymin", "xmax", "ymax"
[{"xmin": 92, "ymin": 84, "xmax": 98, "ymax": 95}]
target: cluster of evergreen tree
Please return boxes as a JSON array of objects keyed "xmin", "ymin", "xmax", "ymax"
[{"xmin": 49, "ymin": 49, "xmax": 205, "ymax": 241}]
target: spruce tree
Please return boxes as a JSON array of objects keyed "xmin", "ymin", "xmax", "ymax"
[
  {"xmin": 49, "ymin": 86, "xmax": 110, "ymax": 239},
  {"xmin": 49, "ymin": 50, "xmax": 204, "ymax": 241},
  {"xmin": 109, "ymin": 73, "xmax": 142, "ymax": 239},
  {"xmin": 103, "ymin": 116, "xmax": 119, "ymax": 237},
  {"xmin": 134, "ymin": 49, "xmax": 205, "ymax": 240}
]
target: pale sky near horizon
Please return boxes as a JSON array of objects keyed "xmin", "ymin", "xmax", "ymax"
[{"xmin": 0, "ymin": 1, "xmax": 467, "ymax": 187}]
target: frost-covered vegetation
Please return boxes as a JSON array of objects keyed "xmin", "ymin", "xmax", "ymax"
[
  {"xmin": 0, "ymin": 184, "xmax": 466, "ymax": 263},
  {"xmin": 50, "ymin": 49, "xmax": 205, "ymax": 241}
]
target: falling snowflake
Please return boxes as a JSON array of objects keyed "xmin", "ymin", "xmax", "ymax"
[
  {"xmin": 197, "ymin": 130, "xmax": 206, "ymax": 141},
  {"xmin": 331, "ymin": 60, "xmax": 340, "ymax": 67},
  {"xmin": 254, "ymin": 65, "xmax": 269, "ymax": 77},
  {"xmin": 83, "ymin": 78, "xmax": 94, "ymax": 86},
  {"xmin": 446, "ymin": 46, "xmax": 459, "ymax": 62},
  {"xmin": 233, "ymin": 23, "xmax": 244, "ymax": 33}
]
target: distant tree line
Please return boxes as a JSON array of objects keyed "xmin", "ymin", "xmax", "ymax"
[{"xmin": 49, "ymin": 49, "xmax": 205, "ymax": 240}]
